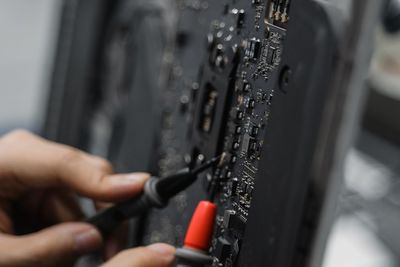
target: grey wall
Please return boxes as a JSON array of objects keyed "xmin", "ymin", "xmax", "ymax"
[{"xmin": 0, "ymin": 0, "xmax": 61, "ymax": 134}]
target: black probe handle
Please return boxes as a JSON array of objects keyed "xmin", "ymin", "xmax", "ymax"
[
  {"xmin": 86, "ymin": 192, "xmax": 152, "ymax": 237},
  {"xmin": 86, "ymin": 177, "xmax": 166, "ymax": 237}
]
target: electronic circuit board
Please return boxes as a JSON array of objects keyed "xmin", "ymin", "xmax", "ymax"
[{"xmin": 142, "ymin": 1, "xmax": 292, "ymax": 266}]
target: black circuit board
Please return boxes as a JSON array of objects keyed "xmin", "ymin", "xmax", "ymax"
[{"xmin": 143, "ymin": 1, "xmax": 291, "ymax": 266}]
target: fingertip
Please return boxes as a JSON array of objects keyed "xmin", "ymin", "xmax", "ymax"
[
  {"xmin": 73, "ymin": 225, "xmax": 103, "ymax": 254},
  {"xmin": 109, "ymin": 173, "xmax": 150, "ymax": 186},
  {"xmin": 48, "ymin": 222, "xmax": 103, "ymax": 254},
  {"xmin": 102, "ymin": 243, "xmax": 176, "ymax": 267},
  {"xmin": 19, "ymin": 222, "xmax": 103, "ymax": 265},
  {"xmin": 146, "ymin": 243, "xmax": 176, "ymax": 264},
  {"xmin": 96, "ymin": 173, "xmax": 150, "ymax": 202}
]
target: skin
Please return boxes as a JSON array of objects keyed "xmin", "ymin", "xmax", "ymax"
[{"xmin": 0, "ymin": 130, "xmax": 175, "ymax": 267}]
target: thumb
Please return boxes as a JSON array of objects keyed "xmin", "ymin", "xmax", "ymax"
[
  {"xmin": 102, "ymin": 243, "xmax": 176, "ymax": 267},
  {"xmin": 0, "ymin": 223, "xmax": 102, "ymax": 267}
]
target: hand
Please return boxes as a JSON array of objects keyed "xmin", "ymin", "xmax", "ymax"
[
  {"xmin": 102, "ymin": 243, "xmax": 175, "ymax": 267},
  {"xmin": 0, "ymin": 130, "xmax": 175, "ymax": 267}
]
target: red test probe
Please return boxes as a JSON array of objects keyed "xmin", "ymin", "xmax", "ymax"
[{"xmin": 175, "ymin": 200, "xmax": 217, "ymax": 267}]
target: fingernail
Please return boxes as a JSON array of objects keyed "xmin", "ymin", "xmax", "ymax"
[
  {"xmin": 74, "ymin": 228, "xmax": 102, "ymax": 254},
  {"xmin": 147, "ymin": 243, "xmax": 176, "ymax": 261},
  {"xmin": 112, "ymin": 173, "xmax": 149, "ymax": 185}
]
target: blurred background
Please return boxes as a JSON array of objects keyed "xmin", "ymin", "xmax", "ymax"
[
  {"xmin": 0, "ymin": 1, "xmax": 399, "ymax": 267},
  {"xmin": 0, "ymin": 0, "xmax": 60, "ymax": 135}
]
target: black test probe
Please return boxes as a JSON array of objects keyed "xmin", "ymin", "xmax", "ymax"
[{"xmin": 87, "ymin": 154, "xmax": 225, "ymax": 236}]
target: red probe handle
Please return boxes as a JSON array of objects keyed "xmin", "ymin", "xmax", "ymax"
[{"xmin": 184, "ymin": 201, "xmax": 217, "ymax": 251}]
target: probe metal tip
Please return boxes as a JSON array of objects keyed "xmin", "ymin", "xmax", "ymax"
[
  {"xmin": 192, "ymin": 153, "xmax": 225, "ymax": 175},
  {"xmin": 217, "ymin": 152, "xmax": 227, "ymax": 167}
]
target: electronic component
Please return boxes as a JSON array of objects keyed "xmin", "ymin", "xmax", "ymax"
[
  {"xmin": 266, "ymin": 46, "xmax": 276, "ymax": 65},
  {"xmin": 214, "ymin": 237, "xmax": 232, "ymax": 260},
  {"xmin": 245, "ymin": 38, "xmax": 261, "ymax": 60},
  {"xmin": 265, "ymin": 0, "xmax": 291, "ymax": 26},
  {"xmin": 232, "ymin": 9, "xmax": 246, "ymax": 28},
  {"xmin": 200, "ymin": 86, "xmax": 218, "ymax": 133}
]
